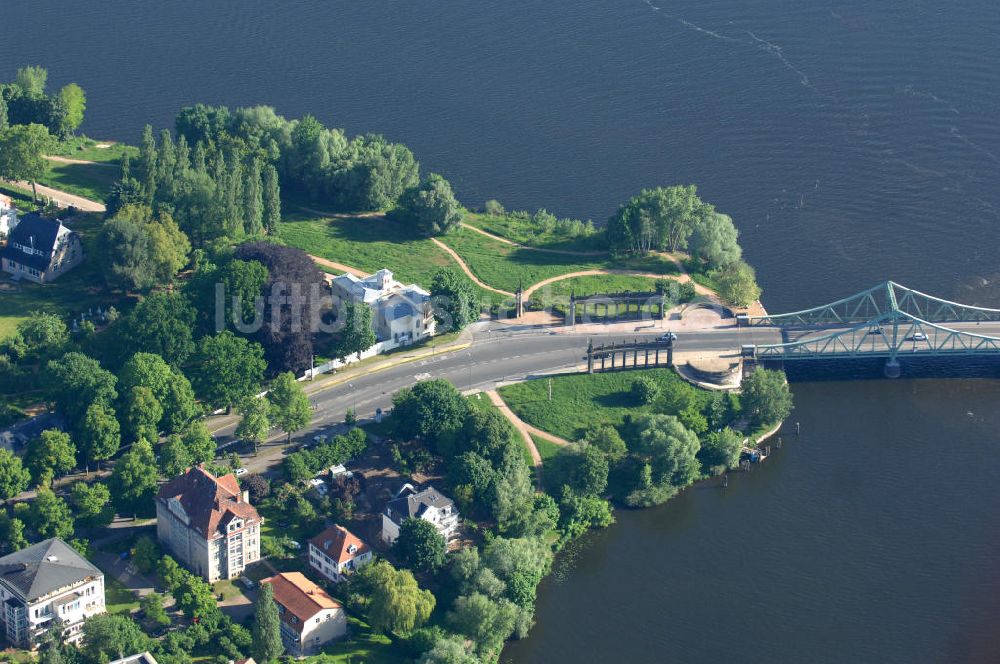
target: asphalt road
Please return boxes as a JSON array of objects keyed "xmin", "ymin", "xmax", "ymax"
[{"xmin": 223, "ymin": 320, "xmax": 1000, "ymax": 474}]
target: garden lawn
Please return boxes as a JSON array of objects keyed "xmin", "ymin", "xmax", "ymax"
[
  {"xmin": 307, "ymin": 615, "xmax": 407, "ymax": 664},
  {"xmin": 0, "ymin": 213, "xmax": 125, "ymax": 340},
  {"xmin": 440, "ymin": 227, "xmax": 678, "ymax": 294},
  {"xmin": 40, "ymin": 160, "xmax": 118, "ymax": 202},
  {"xmin": 531, "ymin": 434, "xmax": 563, "ymax": 462},
  {"xmin": 105, "ymin": 577, "xmax": 140, "ymax": 614},
  {"xmin": 537, "ymin": 274, "xmax": 661, "ymax": 299},
  {"xmin": 464, "ymin": 212, "xmax": 604, "ymax": 253},
  {"xmin": 51, "ymin": 138, "xmax": 138, "ymax": 164},
  {"xmin": 498, "ymin": 369, "xmax": 710, "ymax": 442},
  {"xmin": 278, "ymin": 214, "xmax": 452, "ymax": 288}
]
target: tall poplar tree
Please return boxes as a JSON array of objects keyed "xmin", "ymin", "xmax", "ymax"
[
  {"xmin": 244, "ymin": 157, "xmax": 265, "ymax": 236},
  {"xmin": 262, "ymin": 164, "xmax": 281, "ymax": 234},
  {"xmin": 252, "ymin": 582, "xmax": 284, "ymax": 663}
]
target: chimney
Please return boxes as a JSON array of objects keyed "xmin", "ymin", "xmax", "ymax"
[{"xmin": 241, "ymin": 490, "xmax": 249, "ymax": 503}]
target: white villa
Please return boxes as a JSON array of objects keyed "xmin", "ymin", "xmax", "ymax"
[
  {"xmin": 0, "ymin": 194, "xmax": 17, "ymax": 239},
  {"xmin": 308, "ymin": 524, "xmax": 373, "ymax": 584},
  {"xmin": 0, "ymin": 538, "xmax": 106, "ymax": 649},
  {"xmin": 380, "ymin": 484, "xmax": 459, "ymax": 545},
  {"xmin": 263, "ymin": 572, "xmax": 347, "ymax": 656},
  {"xmin": 330, "ymin": 269, "xmax": 435, "ymax": 348}
]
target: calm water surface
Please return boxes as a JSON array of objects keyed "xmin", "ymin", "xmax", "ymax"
[{"xmin": 5, "ymin": 1, "xmax": 1000, "ymax": 661}]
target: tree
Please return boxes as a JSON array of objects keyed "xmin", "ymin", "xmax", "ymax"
[
  {"xmin": 606, "ymin": 185, "xmax": 710, "ymax": 256},
  {"xmin": 243, "ymin": 474, "xmax": 270, "ymax": 503},
  {"xmin": 252, "ymin": 582, "xmax": 284, "ymax": 664},
  {"xmin": 38, "ymin": 631, "xmax": 63, "ymax": 664},
  {"xmin": 82, "ymin": 614, "xmax": 153, "ymax": 664},
  {"xmin": 582, "ymin": 424, "xmax": 627, "ymax": 463},
  {"xmin": 267, "ymin": 372, "xmax": 311, "ymax": 442},
  {"xmin": 55, "ymin": 83, "xmax": 86, "ymax": 135},
  {"xmin": 47, "ymin": 352, "xmax": 118, "ymax": 430},
  {"xmin": 262, "ymin": 164, "xmax": 281, "ymax": 233},
  {"xmin": 99, "ymin": 206, "xmax": 190, "ymax": 291},
  {"xmin": 631, "ymin": 375, "xmax": 661, "ymax": 405},
  {"xmin": 181, "ymin": 421, "xmax": 216, "ymax": 465},
  {"xmin": 25, "ymin": 429, "xmax": 76, "ymax": 486},
  {"xmin": 191, "ymin": 332, "xmax": 266, "ymax": 411},
  {"xmin": 337, "ymin": 302, "xmax": 376, "ymax": 360},
  {"xmin": 631, "ymin": 414, "xmax": 701, "ymax": 489},
  {"xmin": 104, "ymin": 172, "xmax": 144, "ymax": 218},
  {"xmin": 159, "ymin": 435, "xmax": 193, "ymax": 478},
  {"xmin": 417, "ymin": 635, "xmax": 479, "ymax": 664},
  {"xmin": 69, "ymin": 481, "xmax": 114, "ymax": 528},
  {"xmin": 174, "ymin": 573, "xmax": 217, "ymax": 619},
  {"xmin": 688, "ymin": 212, "xmax": 741, "ymax": 268},
  {"xmin": 121, "ymin": 386, "xmax": 163, "ymax": 443},
  {"xmin": 132, "ymin": 536, "xmax": 160, "ymax": 574},
  {"xmin": 0, "ymin": 123, "xmax": 53, "ymax": 202},
  {"xmin": 390, "ymin": 379, "xmax": 469, "ymax": 449},
  {"xmin": 2, "ymin": 311, "xmax": 68, "ymax": 362},
  {"xmin": 446, "ymin": 593, "xmax": 519, "ymax": 657},
  {"xmin": 140, "ymin": 592, "xmax": 170, "ymax": 630},
  {"xmin": 0, "ymin": 448, "xmax": 31, "ymax": 502},
  {"xmin": 430, "ymin": 269, "xmax": 479, "ymax": 332},
  {"xmin": 546, "ymin": 443, "xmax": 609, "ymax": 498},
  {"xmin": 361, "ymin": 561, "xmax": 435, "ymax": 635},
  {"xmin": 395, "ymin": 174, "xmax": 464, "ymax": 236},
  {"xmin": 110, "ymin": 438, "xmax": 159, "ymax": 517},
  {"xmin": 712, "ymin": 260, "xmax": 762, "ymax": 307},
  {"xmin": 699, "ymin": 427, "xmax": 744, "ymax": 472},
  {"xmin": 118, "ymin": 292, "xmax": 197, "ymax": 366},
  {"xmin": 29, "ymin": 487, "xmax": 74, "ymax": 539},
  {"xmin": 15, "ymin": 66, "xmax": 48, "ymax": 97},
  {"xmin": 741, "ymin": 368, "xmax": 793, "ymax": 426},
  {"xmin": 235, "ymin": 397, "xmax": 270, "ymax": 452},
  {"xmin": 78, "ymin": 402, "xmax": 121, "ymax": 471},
  {"xmin": 0, "ymin": 514, "xmax": 27, "ymax": 554},
  {"xmin": 395, "ymin": 518, "xmax": 447, "ymax": 573}
]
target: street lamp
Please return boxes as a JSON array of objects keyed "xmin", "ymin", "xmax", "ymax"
[{"xmin": 467, "ymin": 352, "xmax": 474, "ymax": 391}]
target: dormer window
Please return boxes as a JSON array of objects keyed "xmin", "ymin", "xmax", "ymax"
[{"xmin": 228, "ymin": 518, "xmax": 243, "ymax": 532}]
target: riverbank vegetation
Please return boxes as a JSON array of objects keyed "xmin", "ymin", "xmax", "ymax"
[{"xmin": 500, "ymin": 367, "xmax": 792, "ymax": 506}]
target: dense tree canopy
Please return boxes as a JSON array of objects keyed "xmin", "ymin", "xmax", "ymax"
[
  {"xmin": 98, "ymin": 206, "xmax": 191, "ymax": 291},
  {"xmin": 395, "ymin": 518, "xmax": 447, "ymax": 573},
  {"xmin": 688, "ymin": 212, "xmax": 741, "ymax": 269},
  {"xmin": 267, "ymin": 372, "xmax": 311, "ymax": 442},
  {"xmin": 355, "ymin": 560, "xmax": 436, "ymax": 636},
  {"xmin": 394, "ymin": 174, "xmax": 464, "ymax": 237},
  {"xmin": 391, "ymin": 379, "xmax": 470, "ymax": 449},
  {"xmin": 606, "ymin": 185, "xmax": 711, "ymax": 255},
  {"xmin": 430, "ymin": 269, "xmax": 479, "ymax": 332},
  {"xmin": 713, "ymin": 260, "xmax": 762, "ymax": 307},
  {"xmin": 741, "ymin": 368, "xmax": 793, "ymax": 427},
  {"xmin": 0, "ymin": 123, "xmax": 53, "ymax": 201},
  {"xmin": 190, "ymin": 331, "xmax": 266, "ymax": 411}
]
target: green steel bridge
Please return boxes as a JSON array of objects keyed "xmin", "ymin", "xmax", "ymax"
[{"xmin": 737, "ymin": 281, "xmax": 1000, "ymax": 376}]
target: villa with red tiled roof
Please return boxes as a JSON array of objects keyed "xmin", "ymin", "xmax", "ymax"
[
  {"xmin": 262, "ymin": 572, "xmax": 347, "ymax": 655},
  {"xmin": 308, "ymin": 524, "xmax": 372, "ymax": 583},
  {"xmin": 155, "ymin": 465, "xmax": 262, "ymax": 581}
]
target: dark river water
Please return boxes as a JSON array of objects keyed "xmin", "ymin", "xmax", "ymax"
[{"xmin": 6, "ymin": 1, "xmax": 1000, "ymax": 661}]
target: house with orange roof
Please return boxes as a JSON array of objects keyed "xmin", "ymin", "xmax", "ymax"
[
  {"xmin": 155, "ymin": 465, "xmax": 262, "ymax": 582},
  {"xmin": 308, "ymin": 524, "xmax": 373, "ymax": 584},
  {"xmin": 262, "ymin": 572, "xmax": 347, "ymax": 655}
]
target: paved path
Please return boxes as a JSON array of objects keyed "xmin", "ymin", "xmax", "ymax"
[
  {"xmin": 4, "ymin": 180, "xmax": 106, "ymax": 212},
  {"xmin": 461, "ymin": 222, "xmax": 606, "ymax": 256},
  {"xmin": 485, "ymin": 390, "xmax": 543, "ymax": 487},
  {"xmin": 430, "ymin": 237, "xmax": 515, "ymax": 296}
]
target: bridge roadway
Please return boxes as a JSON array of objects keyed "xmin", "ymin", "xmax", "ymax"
[{"xmin": 216, "ymin": 319, "xmax": 1000, "ymax": 473}]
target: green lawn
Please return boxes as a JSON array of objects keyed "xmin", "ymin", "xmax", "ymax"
[
  {"xmin": 464, "ymin": 211, "xmax": 605, "ymax": 253},
  {"xmin": 105, "ymin": 577, "xmax": 140, "ymax": 615},
  {"xmin": 439, "ymin": 227, "xmax": 678, "ymax": 295},
  {"xmin": 531, "ymin": 434, "xmax": 563, "ymax": 462},
  {"xmin": 0, "ymin": 213, "xmax": 126, "ymax": 340},
  {"xmin": 40, "ymin": 160, "xmax": 118, "ymax": 202},
  {"xmin": 498, "ymin": 369, "xmax": 710, "ymax": 442},
  {"xmin": 51, "ymin": 137, "xmax": 138, "ymax": 164},
  {"xmin": 305, "ymin": 615, "xmax": 407, "ymax": 664},
  {"xmin": 537, "ymin": 274, "xmax": 661, "ymax": 298},
  {"xmin": 277, "ymin": 214, "xmax": 453, "ymax": 289}
]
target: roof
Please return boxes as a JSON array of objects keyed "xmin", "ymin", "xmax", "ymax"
[
  {"xmin": 108, "ymin": 653, "xmax": 159, "ymax": 664},
  {"xmin": 155, "ymin": 465, "xmax": 261, "ymax": 539},
  {"xmin": 384, "ymin": 485, "xmax": 454, "ymax": 526},
  {"xmin": 0, "ymin": 213, "xmax": 71, "ymax": 272},
  {"xmin": 0, "ymin": 538, "xmax": 102, "ymax": 602},
  {"xmin": 263, "ymin": 572, "xmax": 342, "ymax": 634},
  {"xmin": 309, "ymin": 525, "xmax": 370, "ymax": 565}
]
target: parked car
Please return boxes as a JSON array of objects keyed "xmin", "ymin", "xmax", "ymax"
[
  {"xmin": 657, "ymin": 332, "xmax": 678, "ymax": 343},
  {"xmin": 234, "ymin": 467, "xmax": 248, "ymax": 476},
  {"xmin": 288, "ymin": 540, "xmax": 301, "ymax": 550}
]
